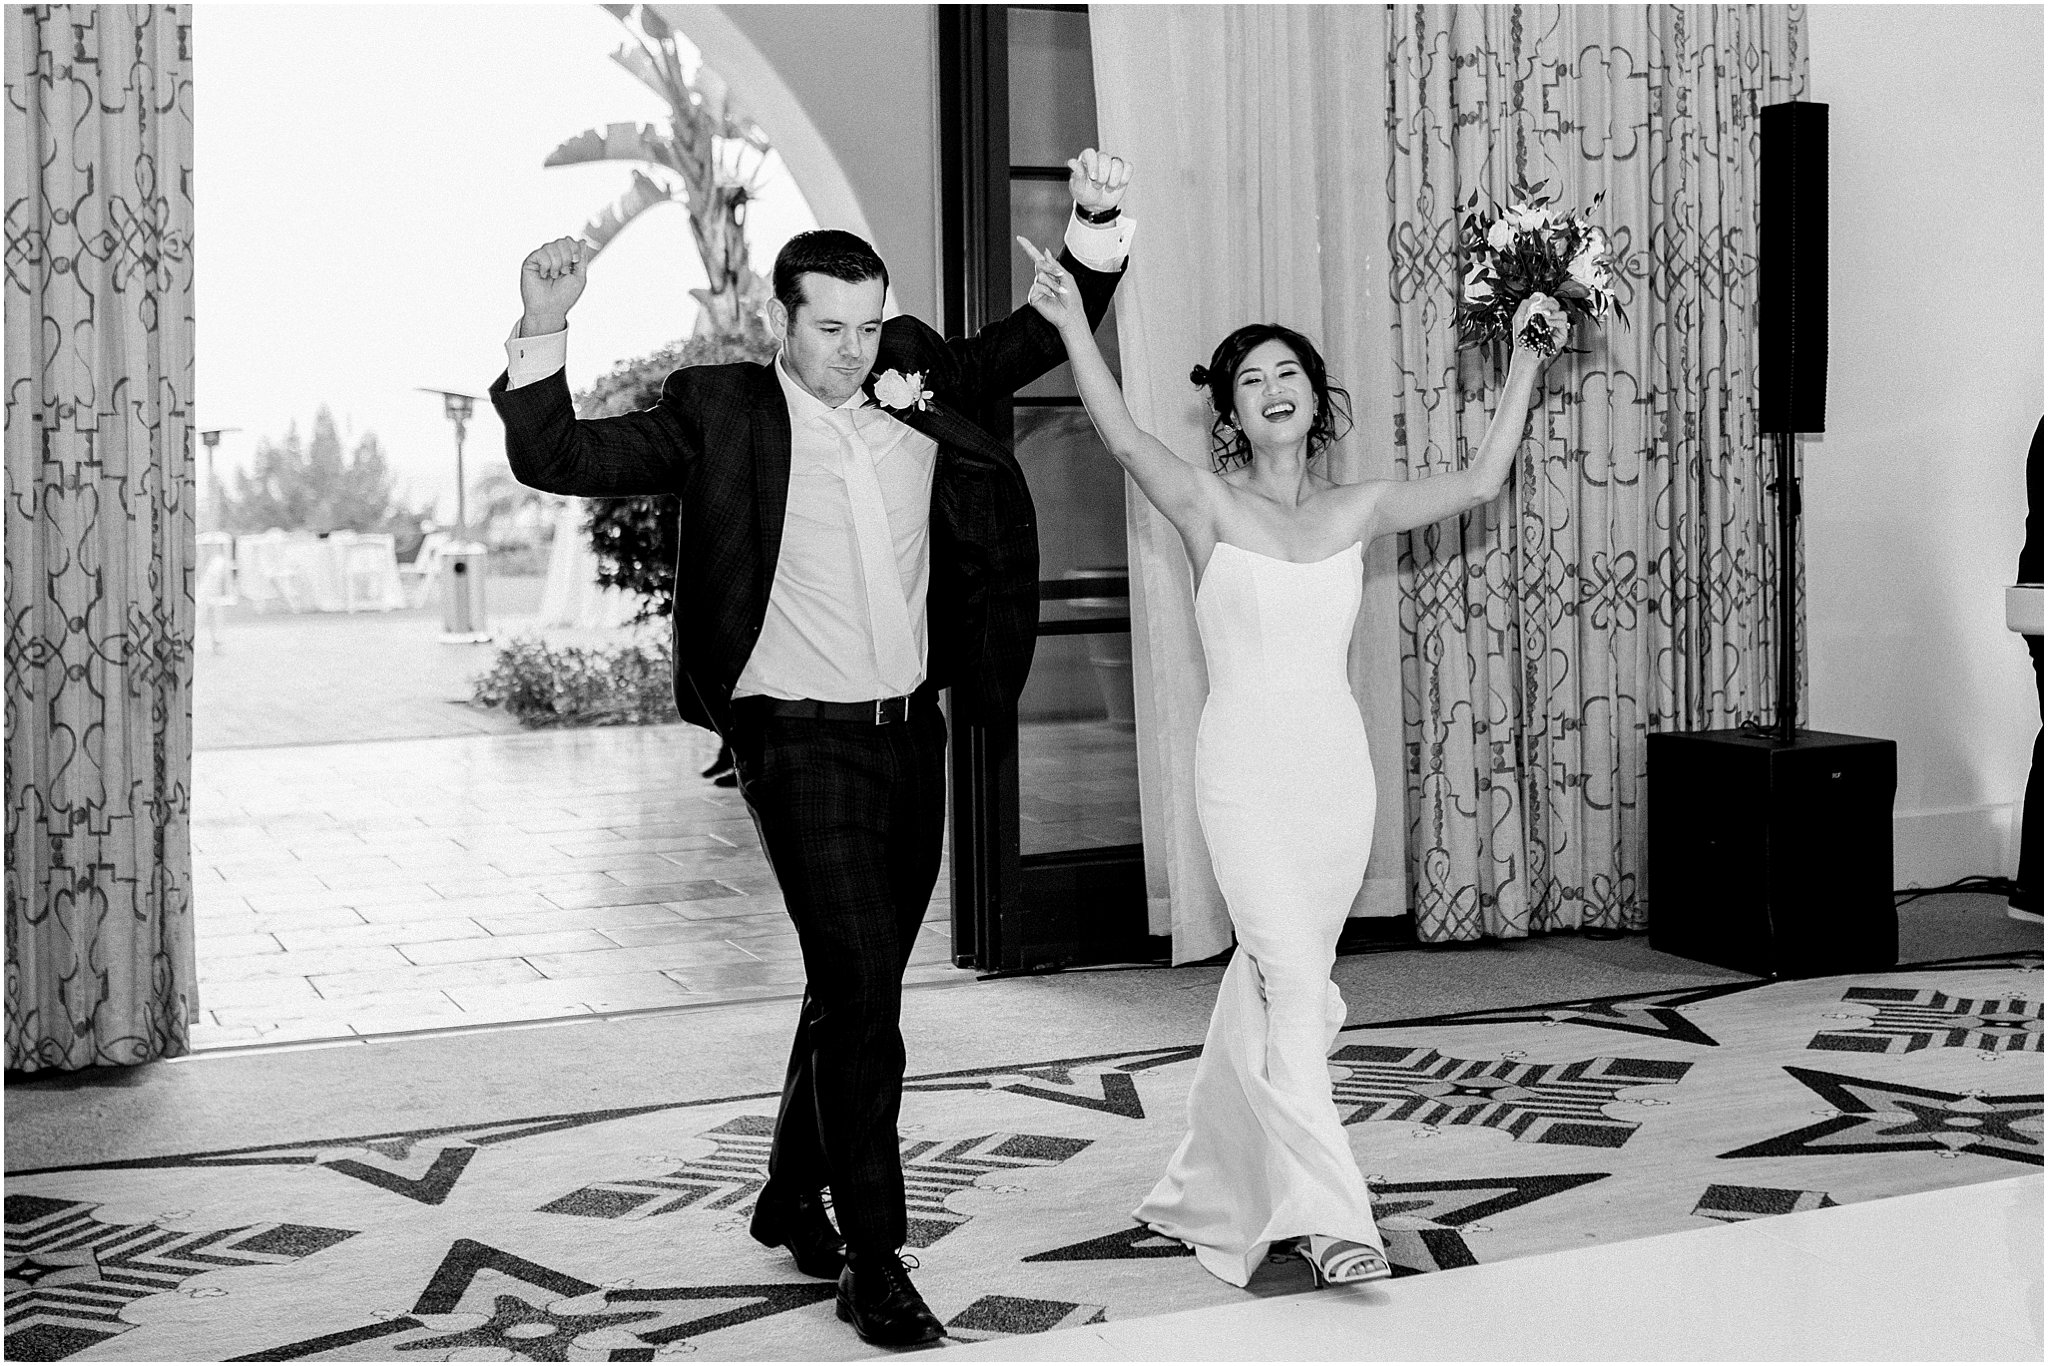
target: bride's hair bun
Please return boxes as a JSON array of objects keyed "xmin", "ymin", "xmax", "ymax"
[{"xmin": 1189, "ymin": 363, "xmax": 1212, "ymax": 388}]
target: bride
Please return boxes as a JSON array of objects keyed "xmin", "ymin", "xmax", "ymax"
[{"xmin": 1018, "ymin": 237, "xmax": 1562, "ymax": 1288}]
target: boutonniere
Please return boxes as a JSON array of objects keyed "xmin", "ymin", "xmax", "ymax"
[{"xmin": 873, "ymin": 369, "xmax": 933, "ymax": 413}]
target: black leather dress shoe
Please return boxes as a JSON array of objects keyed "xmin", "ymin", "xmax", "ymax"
[
  {"xmin": 836, "ymin": 1250, "xmax": 945, "ymax": 1348},
  {"xmin": 749, "ymin": 1191, "xmax": 845, "ymax": 1280}
]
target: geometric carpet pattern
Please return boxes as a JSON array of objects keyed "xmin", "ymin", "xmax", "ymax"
[
  {"xmin": 1718, "ymin": 1067, "xmax": 2043, "ymax": 1165},
  {"xmin": 5, "ymin": 951, "xmax": 2040, "ymax": 1360},
  {"xmin": 539, "ymin": 1117, "xmax": 1094, "ymax": 1249},
  {"xmin": 1807, "ymin": 986, "xmax": 2043, "ymax": 1054},
  {"xmin": 3, "ymin": 1197, "xmax": 357, "ymax": 1362},
  {"xmin": 1328, "ymin": 1046, "xmax": 1691, "ymax": 1146},
  {"xmin": 1689, "ymin": 1182, "xmax": 1839, "ymax": 1222}
]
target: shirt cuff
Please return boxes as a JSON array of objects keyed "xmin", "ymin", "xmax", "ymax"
[
  {"xmin": 505, "ymin": 321, "xmax": 568, "ymax": 390},
  {"xmin": 1064, "ymin": 207, "xmax": 1135, "ymax": 273}
]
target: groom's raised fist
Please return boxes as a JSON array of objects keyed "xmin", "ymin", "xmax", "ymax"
[
  {"xmin": 1067, "ymin": 148, "xmax": 1131, "ymax": 216},
  {"xmin": 520, "ymin": 236, "xmax": 594, "ymax": 336}
]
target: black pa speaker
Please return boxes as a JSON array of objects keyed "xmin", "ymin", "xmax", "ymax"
[
  {"xmin": 1648, "ymin": 729, "xmax": 1897, "ymax": 978},
  {"xmin": 1759, "ymin": 101, "xmax": 1829, "ymax": 434}
]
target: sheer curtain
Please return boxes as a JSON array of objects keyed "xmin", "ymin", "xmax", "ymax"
[
  {"xmin": 1091, "ymin": 6, "xmax": 1407, "ymax": 963},
  {"xmin": 1387, "ymin": 5, "xmax": 1807, "ymax": 941},
  {"xmin": 5, "ymin": 5, "xmax": 198, "ymax": 1069}
]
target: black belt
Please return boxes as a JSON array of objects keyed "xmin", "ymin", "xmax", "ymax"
[{"xmin": 736, "ymin": 693, "xmax": 920, "ymax": 725}]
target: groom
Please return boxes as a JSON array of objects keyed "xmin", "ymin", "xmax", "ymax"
[{"xmin": 491, "ymin": 150, "xmax": 1132, "ymax": 1347}]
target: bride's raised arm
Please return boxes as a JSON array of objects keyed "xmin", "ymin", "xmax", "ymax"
[
  {"xmin": 1360, "ymin": 305, "xmax": 1561, "ymax": 541},
  {"xmin": 1016, "ymin": 238, "xmax": 1220, "ymax": 537}
]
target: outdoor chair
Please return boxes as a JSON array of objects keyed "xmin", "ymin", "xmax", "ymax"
[
  {"xmin": 196, "ymin": 531, "xmax": 237, "ymax": 651},
  {"xmin": 400, "ymin": 531, "xmax": 454, "ymax": 609},
  {"xmin": 336, "ymin": 531, "xmax": 401, "ymax": 612},
  {"xmin": 238, "ymin": 530, "xmax": 313, "ymax": 613}
]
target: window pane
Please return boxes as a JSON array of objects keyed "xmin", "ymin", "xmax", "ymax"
[
  {"xmin": 1007, "ymin": 8, "xmax": 1096, "ymax": 169},
  {"xmin": 1014, "ymin": 405, "xmax": 1126, "ymax": 578},
  {"xmin": 1018, "ymin": 634, "xmax": 1140, "ymax": 857},
  {"xmin": 1014, "ymin": 400, "xmax": 1135, "ymax": 859}
]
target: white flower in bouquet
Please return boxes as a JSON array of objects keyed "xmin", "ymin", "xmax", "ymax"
[
  {"xmin": 1566, "ymin": 245, "xmax": 1608, "ymax": 291},
  {"xmin": 1485, "ymin": 218, "xmax": 1517, "ymax": 252}
]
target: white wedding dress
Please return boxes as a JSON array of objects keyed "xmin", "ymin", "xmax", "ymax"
[{"xmin": 1134, "ymin": 540, "xmax": 1386, "ymax": 1286}]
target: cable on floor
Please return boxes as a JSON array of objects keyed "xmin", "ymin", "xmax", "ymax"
[{"xmin": 1894, "ymin": 874, "xmax": 2024, "ymax": 908}]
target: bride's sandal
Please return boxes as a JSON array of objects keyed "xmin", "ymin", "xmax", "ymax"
[{"xmin": 1297, "ymin": 1235, "xmax": 1391, "ymax": 1286}]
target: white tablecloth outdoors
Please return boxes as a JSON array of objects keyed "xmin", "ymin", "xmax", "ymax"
[
  {"xmin": 235, "ymin": 531, "xmax": 405, "ymax": 612},
  {"xmin": 537, "ymin": 504, "xmax": 640, "ymax": 629}
]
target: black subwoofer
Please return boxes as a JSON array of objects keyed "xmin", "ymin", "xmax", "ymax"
[{"xmin": 1649, "ymin": 729, "xmax": 1897, "ymax": 978}]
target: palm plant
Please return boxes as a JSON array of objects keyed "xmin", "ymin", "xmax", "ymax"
[{"xmin": 548, "ymin": 3, "xmax": 776, "ymax": 342}]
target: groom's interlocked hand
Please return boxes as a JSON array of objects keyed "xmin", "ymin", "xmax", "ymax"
[
  {"xmin": 520, "ymin": 236, "xmax": 594, "ymax": 337},
  {"xmin": 1067, "ymin": 148, "xmax": 1132, "ymax": 215}
]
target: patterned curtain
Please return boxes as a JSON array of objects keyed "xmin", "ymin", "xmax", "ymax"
[
  {"xmin": 5, "ymin": 5, "xmax": 197, "ymax": 1069},
  {"xmin": 1386, "ymin": 6, "xmax": 1807, "ymax": 943}
]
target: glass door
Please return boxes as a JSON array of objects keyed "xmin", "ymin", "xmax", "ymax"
[{"xmin": 939, "ymin": 4, "xmax": 1161, "ymax": 973}]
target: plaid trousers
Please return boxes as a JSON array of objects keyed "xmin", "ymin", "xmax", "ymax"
[{"xmin": 728, "ymin": 693, "xmax": 949, "ymax": 1252}]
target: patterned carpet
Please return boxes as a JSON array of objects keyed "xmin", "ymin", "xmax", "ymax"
[{"xmin": 6, "ymin": 950, "xmax": 2040, "ymax": 1361}]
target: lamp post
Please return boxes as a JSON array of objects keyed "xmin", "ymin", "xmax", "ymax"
[
  {"xmin": 198, "ymin": 427, "xmax": 240, "ymax": 532},
  {"xmin": 417, "ymin": 388, "xmax": 490, "ymax": 643},
  {"xmin": 417, "ymin": 388, "xmax": 480, "ymax": 535}
]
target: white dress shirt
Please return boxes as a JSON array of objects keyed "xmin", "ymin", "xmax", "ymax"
[
  {"xmin": 504, "ymin": 207, "xmax": 1134, "ymax": 703},
  {"xmin": 736, "ymin": 360, "xmax": 937, "ymax": 701}
]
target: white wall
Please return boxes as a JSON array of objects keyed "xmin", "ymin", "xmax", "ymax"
[
  {"xmin": 705, "ymin": 4, "xmax": 939, "ymax": 323},
  {"xmin": 1806, "ymin": 4, "xmax": 2043, "ymax": 886}
]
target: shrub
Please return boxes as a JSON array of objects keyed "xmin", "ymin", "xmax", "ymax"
[
  {"xmin": 471, "ymin": 635, "xmax": 676, "ymax": 729},
  {"xmin": 574, "ymin": 332, "xmax": 778, "ymax": 622},
  {"xmin": 482, "ymin": 544, "xmax": 550, "ymax": 578}
]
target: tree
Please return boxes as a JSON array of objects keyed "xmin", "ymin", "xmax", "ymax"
[
  {"xmin": 574, "ymin": 331, "xmax": 776, "ymax": 622},
  {"xmin": 469, "ymin": 457, "xmax": 558, "ymax": 549},
  {"xmin": 550, "ymin": 6, "xmax": 791, "ymax": 618},
  {"xmin": 221, "ymin": 407, "xmax": 428, "ymax": 553},
  {"xmin": 549, "ymin": 3, "xmax": 777, "ymax": 344}
]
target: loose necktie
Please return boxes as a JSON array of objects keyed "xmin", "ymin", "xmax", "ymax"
[{"xmin": 819, "ymin": 407, "xmax": 922, "ymax": 690}]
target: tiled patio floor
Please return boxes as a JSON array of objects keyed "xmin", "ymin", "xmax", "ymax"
[
  {"xmin": 190, "ymin": 724, "xmax": 961, "ymax": 1051},
  {"xmin": 189, "ymin": 596, "xmax": 1143, "ymax": 1051},
  {"xmin": 192, "ymin": 576, "xmax": 625, "ymax": 751}
]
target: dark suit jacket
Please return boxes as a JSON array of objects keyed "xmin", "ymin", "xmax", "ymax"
[
  {"xmin": 490, "ymin": 249, "xmax": 1123, "ymax": 738},
  {"xmin": 2021, "ymin": 418, "xmax": 2042, "ymax": 588}
]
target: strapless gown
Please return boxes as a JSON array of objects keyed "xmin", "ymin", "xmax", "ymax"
[{"xmin": 1133, "ymin": 540, "xmax": 1385, "ymax": 1286}]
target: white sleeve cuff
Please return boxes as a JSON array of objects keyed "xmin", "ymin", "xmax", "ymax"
[
  {"xmin": 1064, "ymin": 207, "xmax": 1135, "ymax": 273},
  {"xmin": 505, "ymin": 321, "xmax": 569, "ymax": 390}
]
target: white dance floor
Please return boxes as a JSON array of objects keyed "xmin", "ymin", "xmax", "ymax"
[{"xmin": 951, "ymin": 1173, "xmax": 2044, "ymax": 1361}]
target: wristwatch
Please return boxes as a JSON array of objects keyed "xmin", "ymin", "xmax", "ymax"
[{"xmin": 1076, "ymin": 203, "xmax": 1121, "ymax": 226}]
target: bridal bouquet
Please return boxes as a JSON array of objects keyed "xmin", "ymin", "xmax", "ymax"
[{"xmin": 1456, "ymin": 180, "xmax": 1622, "ymax": 357}]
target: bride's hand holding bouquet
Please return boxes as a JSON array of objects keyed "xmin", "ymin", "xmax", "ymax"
[
  {"xmin": 1509, "ymin": 296, "xmax": 1571, "ymax": 375},
  {"xmin": 1457, "ymin": 180, "xmax": 1622, "ymax": 363}
]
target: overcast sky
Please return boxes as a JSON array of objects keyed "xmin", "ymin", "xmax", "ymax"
[{"xmin": 194, "ymin": 4, "xmax": 816, "ymax": 521}]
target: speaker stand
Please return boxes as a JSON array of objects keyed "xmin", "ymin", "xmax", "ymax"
[{"xmin": 1771, "ymin": 429, "xmax": 1803, "ymax": 741}]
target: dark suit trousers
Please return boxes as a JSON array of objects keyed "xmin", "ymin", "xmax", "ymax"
[{"xmin": 728, "ymin": 695, "xmax": 948, "ymax": 1251}]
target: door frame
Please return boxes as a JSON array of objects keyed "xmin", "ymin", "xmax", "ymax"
[{"xmin": 937, "ymin": 3, "xmax": 1161, "ymax": 974}]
